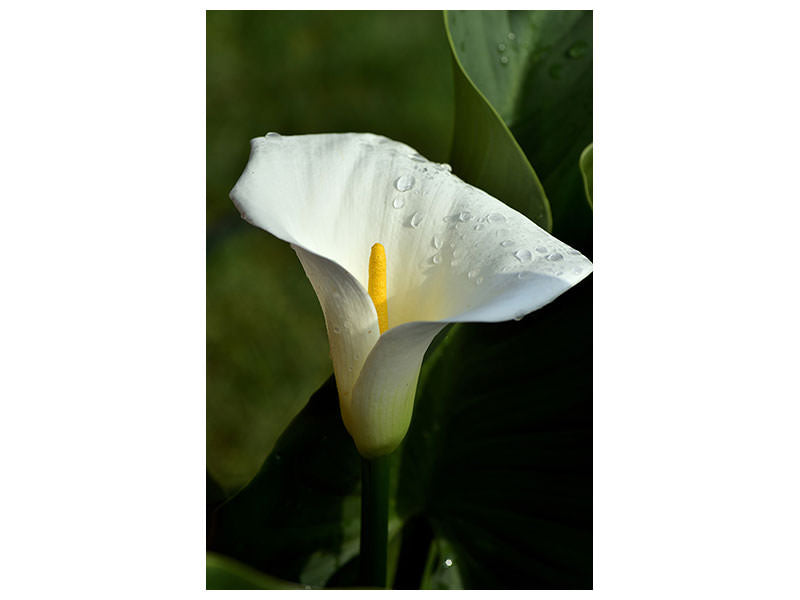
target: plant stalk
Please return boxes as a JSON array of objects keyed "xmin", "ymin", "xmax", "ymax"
[{"xmin": 359, "ymin": 453, "xmax": 391, "ymax": 588}]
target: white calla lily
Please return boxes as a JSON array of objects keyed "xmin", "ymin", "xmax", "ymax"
[{"xmin": 231, "ymin": 132, "xmax": 592, "ymax": 458}]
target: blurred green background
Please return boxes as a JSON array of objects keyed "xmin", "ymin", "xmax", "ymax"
[{"xmin": 207, "ymin": 11, "xmax": 454, "ymax": 491}]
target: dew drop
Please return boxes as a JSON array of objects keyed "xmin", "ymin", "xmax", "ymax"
[
  {"xmin": 392, "ymin": 197, "xmax": 405, "ymax": 209},
  {"xmin": 458, "ymin": 211, "xmax": 473, "ymax": 222},
  {"xmin": 467, "ymin": 270, "xmax": 479, "ymax": 279},
  {"xmin": 333, "ymin": 325, "xmax": 341, "ymax": 334},
  {"xmin": 475, "ymin": 276, "xmax": 484, "ymax": 285},
  {"xmin": 450, "ymin": 259, "xmax": 460, "ymax": 267},
  {"xmin": 500, "ymin": 240, "xmax": 514, "ymax": 247},
  {"xmin": 453, "ymin": 247, "xmax": 464, "ymax": 258},
  {"xmin": 517, "ymin": 271, "xmax": 530, "ymax": 279},
  {"xmin": 513, "ymin": 313, "xmax": 525, "ymax": 322},
  {"xmin": 395, "ymin": 174, "xmax": 415, "ymax": 192},
  {"xmin": 547, "ymin": 252, "xmax": 563, "ymax": 262},
  {"xmin": 567, "ymin": 40, "xmax": 588, "ymax": 59},
  {"xmin": 568, "ymin": 249, "xmax": 581, "ymax": 255},
  {"xmin": 432, "ymin": 235, "xmax": 443, "ymax": 249},
  {"xmin": 436, "ymin": 163, "xmax": 452, "ymax": 173},
  {"xmin": 265, "ymin": 131, "xmax": 281, "ymax": 138},
  {"xmin": 500, "ymin": 55, "xmax": 509, "ymax": 65},
  {"xmin": 507, "ymin": 32, "xmax": 516, "ymax": 41},
  {"xmin": 432, "ymin": 253, "xmax": 441, "ymax": 265},
  {"xmin": 514, "ymin": 249, "xmax": 533, "ymax": 262},
  {"xmin": 474, "ymin": 224, "xmax": 484, "ymax": 231},
  {"xmin": 410, "ymin": 211, "xmax": 424, "ymax": 228},
  {"xmin": 535, "ymin": 246, "xmax": 548, "ymax": 254},
  {"xmin": 444, "ymin": 558, "xmax": 453, "ymax": 568},
  {"xmin": 409, "ymin": 152, "xmax": 426, "ymax": 162},
  {"xmin": 487, "ymin": 212, "xmax": 507, "ymax": 223},
  {"xmin": 497, "ymin": 43, "xmax": 506, "ymax": 52}
]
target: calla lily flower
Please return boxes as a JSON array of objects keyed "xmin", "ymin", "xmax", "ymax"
[{"xmin": 231, "ymin": 133, "xmax": 592, "ymax": 458}]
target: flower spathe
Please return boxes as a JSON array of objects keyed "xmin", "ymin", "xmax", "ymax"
[{"xmin": 231, "ymin": 132, "xmax": 592, "ymax": 458}]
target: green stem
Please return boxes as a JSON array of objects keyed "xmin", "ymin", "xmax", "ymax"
[{"xmin": 359, "ymin": 454, "xmax": 390, "ymax": 588}]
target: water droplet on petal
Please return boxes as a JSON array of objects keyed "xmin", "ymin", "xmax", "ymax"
[
  {"xmin": 474, "ymin": 224, "xmax": 484, "ymax": 231},
  {"xmin": 500, "ymin": 55, "xmax": 510, "ymax": 65},
  {"xmin": 333, "ymin": 325, "xmax": 341, "ymax": 334},
  {"xmin": 514, "ymin": 249, "xmax": 533, "ymax": 262},
  {"xmin": 453, "ymin": 247, "xmax": 464, "ymax": 258},
  {"xmin": 432, "ymin": 235, "xmax": 443, "ymax": 249},
  {"xmin": 568, "ymin": 249, "xmax": 581, "ymax": 255},
  {"xmin": 475, "ymin": 276, "xmax": 484, "ymax": 285},
  {"xmin": 547, "ymin": 252, "xmax": 563, "ymax": 262},
  {"xmin": 392, "ymin": 197, "xmax": 405, "ymax": 209},
  {"xmin": 409, "ymin": 152, "xmax": 426, "ymax": 162},
  {"xmin": 410, "ymin": 211, "xmax": 424, "ymax": 228},
  {"xmin": 535, "ymin": 246, "xmax": 548, "ymax": 254},
  {"xmin": 513, "ymin": 313, "xmax": 525, "ymax": 322},
  {"xmin": 458, "ymin": 211, "xmax": 473, "ymax": 222},
  {"xmin": 395, "ymin": 174, "xmax": 415, "ymax": 192},
  {"xmin": 467, "ymin": 270, "xmax": 479, "ymax": 279},
  {"xmin": 517, "ymin": 271, "xmax": 530, "ymax": 279},
  {"xmin": 435, "ymin": 163, "xmax": 452, "ymax": 173},
  {"xmin": 432, "ymin": 253, "xmax": 441, "ymax": 265},
  {"xmin": 487, "ymin": 212, "xmax": 506, "ymax": 223},
  {"xmin": 266, "ymin": 131, "xmax": 281, "ymax": 138},
  {"xmin": 500, "ymin": 240, "xmax": 514, "ymax": 247}
]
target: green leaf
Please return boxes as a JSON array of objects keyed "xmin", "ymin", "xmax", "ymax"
[
  {"xmin": 206, "ymin": 553, "xmax": 311, "ymax": 590},
  {"xmin": 580, "ymin": 143, "xmax": 593, "ymax": 208},
  {"xmin": 207, "ymin": 375, "xmax": 403, "ymax": 588},
  {"xmin": 208, "ymin": 376, "xmax": 361, "ymax": 586},
  {"xmin": 444, "ymin": 14, "xmax": 551, "ymax": 230},
  {"xmin": 446, "ymin": 10, "xmax": 593, "ymax": 251},
  {"xmin": 397, "ymin": 278, "xmax": 592, "ymax": 589}
]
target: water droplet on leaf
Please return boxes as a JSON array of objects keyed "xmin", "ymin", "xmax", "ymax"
[
  {"xmin": 500, "ymin": 55, "xmax": 509, "ymax": 65},
  {"xmin": 566, "ymin": 40, "xmax": 588, "ymax": 59}
]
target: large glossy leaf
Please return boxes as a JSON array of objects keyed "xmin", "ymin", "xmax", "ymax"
[
  {"xmin": 445, "ymin": 15, "xmax": 551, "ymax": 230},
  {"xmin": 446, "ymin": 10, "xmax": 593, "ymax": 252},
  {"xmin": 580, "ymin": 143, "xmax": 593, "ymax": 208},
  {"xmin": 208, "ymin": 376, "xmax": 363, "ymax": 586},
  {"xmin": 397, "ymin": 277, "xmax": 592, "ymax": 589},
  {"xmin": 206, "ymin": 553, "xmax": 311, "ymax": 589},
  {"xmin": 207, "ymin": 375, "xmax": 403, "ymax": 588}
]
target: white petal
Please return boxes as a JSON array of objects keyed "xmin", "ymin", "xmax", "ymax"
[
  {"xmin": 230, "ymin": 132, "xmax": 592, "ymax": 328},
  {"xmin": 347, "ymin": 321, "xmax": 445, "ymax": 457},
  {"xmin": 230, "ymin": 132, "xmax": 593, "ymax": 456},
  {"xmin": 292, "ymin": 245, "xmax": 380, "ymax": 428}
]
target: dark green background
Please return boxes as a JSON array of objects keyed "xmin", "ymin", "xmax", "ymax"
[{"xmin": 207, "ymin": 11, "xmax": 455, "ymax": 491}]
